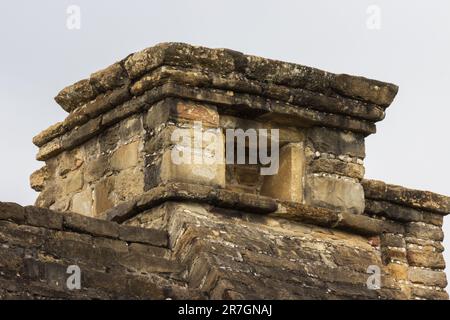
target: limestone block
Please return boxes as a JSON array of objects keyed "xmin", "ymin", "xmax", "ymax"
[
  {"xmin": 380, "ymin": 233, "xmax": 405, "ymax": 248},
  {"xmin": 71, "ymin": 188, "xmax": 93, "ymax": 217},
  {"xmin": 307, "ymin": 127, "xmax": 365, "ymax": 158},
  {"xmin": 84, "ymin": 154, "xmax": 109, "ymax": 183},
  {"xmin": 145, "ymin": 98, "xmax": 219, "ymax": 129},
  {"xmin": 93, "ymin": 178, "xmax": 115, "ymax": 216},
  {"xmin": 407, "ymin": 246, "xmax": 446, "ymax": 269},
  {"xmin": 386, "ymin": 263, "xmax": 408, "ymax": 281},
  {"xmin": 408, "ymin": 268, "xmax": 447, "ymax": 288},
  {"xmin": 219, "ymin": 115, "xmax": 305, "ymax": 146},
  {"xmin": 90, "ymin": 62, "xmax": 128, "ymax": 93},
  {"xmin": 304, "ymin": 175, "xmax": 365, "ymax": 214},
  {"xmin": 119, "ymin": 115, "xmax": 143, "ymax": 141},
  {"xmin": 260, "ymin": 143, "xmax": 304, "ymax": 202},
  {"xmin": 145, "ymin": 125, "xmax": 226, "ymax": 188},
  {"xmin": 65, "ymin": 170, "xmax": 84, "ymax": 194},
  {"xmin": 111, "ymin": 167, "xmax": 145, "ymax": 203},
  {"xmin": 159, "ymin": 148, "xmax": 225, "ymax": 187},
  {"xmin": 36, "ymin": 138, "xmax": 62, "ymax": 161},
  {"xmin": 30, "ymin": 166, "xmax": 48, "ymax": 192},
  {"xmin": 381, "ymin": 247, "xmax": 407, "ymax": 264},
  {"xmin": 55, "ymin": 79, "xmax": 97, "ymax": 113},
  {"xmin": 110, "ymin": 141, "xmax": 140, "ymax": 171},
  {"xmin": 309, "ymin": 158, "xmax": 365, "ymax": 180},
  {"xmin": 405, "ymin": 222, "xmax": 444, "ymax": 241},
  {"xmin": 58, "ymin": 148, "xmax": 84, "ymax": 177}
]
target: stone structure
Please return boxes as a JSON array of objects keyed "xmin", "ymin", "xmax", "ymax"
[{"xmin": 0, "ymin": 43, "xmax": 448, "ymax": 299}]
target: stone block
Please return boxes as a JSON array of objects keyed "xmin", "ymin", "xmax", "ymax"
[
  {"xmin": 36, "ymin": 137, "xmax": 62, "ymax": 161},
  {"xmin": 30, "ymin": 166, "xmax": 48, "ymax": 192},
  {"xmin": 380, "ymin": 233, "xmax": 405, "ymax": 248},
  {"xmin": 145, "ymin": 98, "xmax": 219, "ymax": 129},
  {"xmin": 55, "ymin": 79, "xmax": 97, "ymax": 113},
  {"xmin": 93, "ymin": 178, "xmax": 115, "ymax": 216},
  {"xmin": 119, "ymin": 115, "xmax": 143, "ymax": 141},
  {"xmin": 309, "ymin": 158, "xmax": 364, "ymax": 180},
  {"xmin": 61, "ymin": 118, "xmax": 102, "ymax": 151},
  {"xmin": 159, "ymin": 148, "xmax": 226, "ymax": 188},
  {"xmin": 260, "ymin": 143, "xmax": 304, "ymax": 202},
  {"xmin": 65, "ymin": 170, "xmax": 84, "ymax": 194},
  {"xmin": 90, "ymin": 62, "xmax": 128, "ymax": 92},
  {"xmin": 304, "ymin": 175, "xmax": 365, "ymax": 214},
  {"xmin": 128, "ymin": 243, "xmax": 169, "ymax": 258},
  {"xmin": 98, "ymin": 124, "xmax": 120, "ymax": 154},
  {"xmin": 119, "ymin": 225, "xmax": 169, "ymax": 247},
  {"xmin": 112, "ymin": 167, "xmax": 145, "ymax": 203},
  {"xmin": 0, "ymin": 202, "xmax": 26, "ymax": 224},
  {"xmin": 84, "ymin": 154, "xmax": 109, "ymax": 183},
  {"xmin": 63, "ymin": 212, "xmax": 119, "ymax": 238},
  {"xmin": 71, "ymin": 188, "xmax": 93, "ymax": 217},
  {"xmin": 405, "ymin": 222, "xmax": 444, "ymax": 241},
  {"xmin": 147, "ymin": 127, "xmax": 226, "ymax": 188},
  {"xmin": 24, "ymin": 206, "xmax": 63, "ymax": 230},
  {"xmin": 307, "ymin": 127, "xmax": 365, "ymax": 158},
  {"xmin": 407, "ymin": 246, "xmax": 445, "ymax": 269},
  {"xmin": 58, "ymin": 148, "xmax": 85, "ymax": 177},
  {"xmin": 408, "ymin": 268, "xmax": 447, "ymax": 288},
  {"xmin": 381, "ymin": 247, "xmax": 407, "ymax": 264},
  {"xmin": 411, "ymin": 287, "xmax": 449, "ymax": 300},
  {"xmin": 110, "ymin": 141, "xmax": 140, "ymax": 171},
  {"xmin": 386, "ymin": 263, "xmax": 408, "ymax": 281},
  {"xmin": 234, "ymin": 165, "xmax": 258, "ymax": 185}
]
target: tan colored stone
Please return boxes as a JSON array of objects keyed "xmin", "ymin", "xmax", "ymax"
[
  {"xmin": 93, "ymin": 178, "xmax": 115, "ymax": 216},
  {"xmin": 30, "ymin": 167, "xmax": 48, "ymax": 192},
  {"xmin": 386, "ymin": 263, "xmax": 408, "ymax": 281},
  {"xmin": 111, "ymin": 167, "xmax": 145, "ymax": 203},
  {"xmin": 71, "ymin": 188, "xmax": 93, "ymax": 217},
  {"xmin": 261, "ymin": 143, "xmax": 304, "ymax": 202},
  {"xmin": 405, "ymin": 222, "xmax": 444, "ymax": 241},
  {"xmin": 120, "ymin": 115, "xmax": 143, "ymax": 141},
  {"xmin": 309, "ymin": 158, "xmax": 365, "ymax": 180},
  {"xmin": 381, "ymin": 247, "xmax": 407, "ymax": 264},
  {"xmin": 160, "ymin": 148, "xmax": 226, "ymax": 188},
  {"xmin": 65, "ymin": 170, "xmax": 84, "ymax": 193},
  {"xmin": 407, "ymin": 246, "xmax": 445, "ymax": 269},
  {"xmin": 36, "ymin": 138, "xmax": 62, "ymax": 161},
  {"xmin": 153, "ymin": 128, "xmax": 226, "ymax": 188},
  {"xmin": 110, "ymin": 141, "xmax": 140, "ymax": 171},
  {"xmin": 304, "ymin": 175, "xmax": 365, "ymax": 214},
  {"xmin": 408, "ymin": 268, "xmax": 447, "ymax": 287},
  {"xmin": 145, "ymin": 98, "xmax": 219, "ymax": 129},
  {"xmin": 84, "ymin": 155, "xmax": 109, "ymax": 183},
  {"xmin": 58, "ymin": 148, "xmax": 84, "ymax": 176}
]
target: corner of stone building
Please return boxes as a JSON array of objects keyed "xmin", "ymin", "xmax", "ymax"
[{"xmin": 16, "ymin": 43, "xmax": 449, "ymax": 300}]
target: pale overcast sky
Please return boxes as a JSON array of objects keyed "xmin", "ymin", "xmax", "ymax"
[{"xmin": 1, "ymin": 0, "xmax": 449, "ymax": 285}]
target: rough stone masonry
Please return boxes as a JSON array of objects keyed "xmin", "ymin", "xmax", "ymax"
[{"xmin": 0, "ymin": 42, "xmax": 448, "ymax": 299}]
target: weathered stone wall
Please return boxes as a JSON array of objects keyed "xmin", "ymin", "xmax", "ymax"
[
  {"xmin": 2, "ymin": 180, "xmax": 448, "ymax": 299},
  {"xmin": 20, "ymin": 43, "xmax": 449, "ymax": 300},
  {"xmin": 0, "ymin": 202, "xmax": 200, "ymax": 299},
  {"xmin": 32, "ymin": 111, "xmax": 147, "ymax": 217},
  {"xmin": 32, "ymin": 43, "xmax": 397, "ymax": 217},
  {"xmin": 362, "ymin": 180, "xmax": 449, "ymax": 299}
]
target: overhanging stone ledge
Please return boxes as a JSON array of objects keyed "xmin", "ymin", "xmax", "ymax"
[
  {"xmin": 103, "ymin": 182, "xmax": 404, "ymax": 236},
  {"xmin": 55, "ymin": 43, "xmax": 399, "ymax": 113}
]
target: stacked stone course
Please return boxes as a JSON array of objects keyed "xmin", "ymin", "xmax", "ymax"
[
  {"xmin": 2, "ymin": 42, "xmax": 448, "ymax": 299},
  {"xmin": 31, "ymin": 42, "xmax": 398, "ymax": 218}
]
